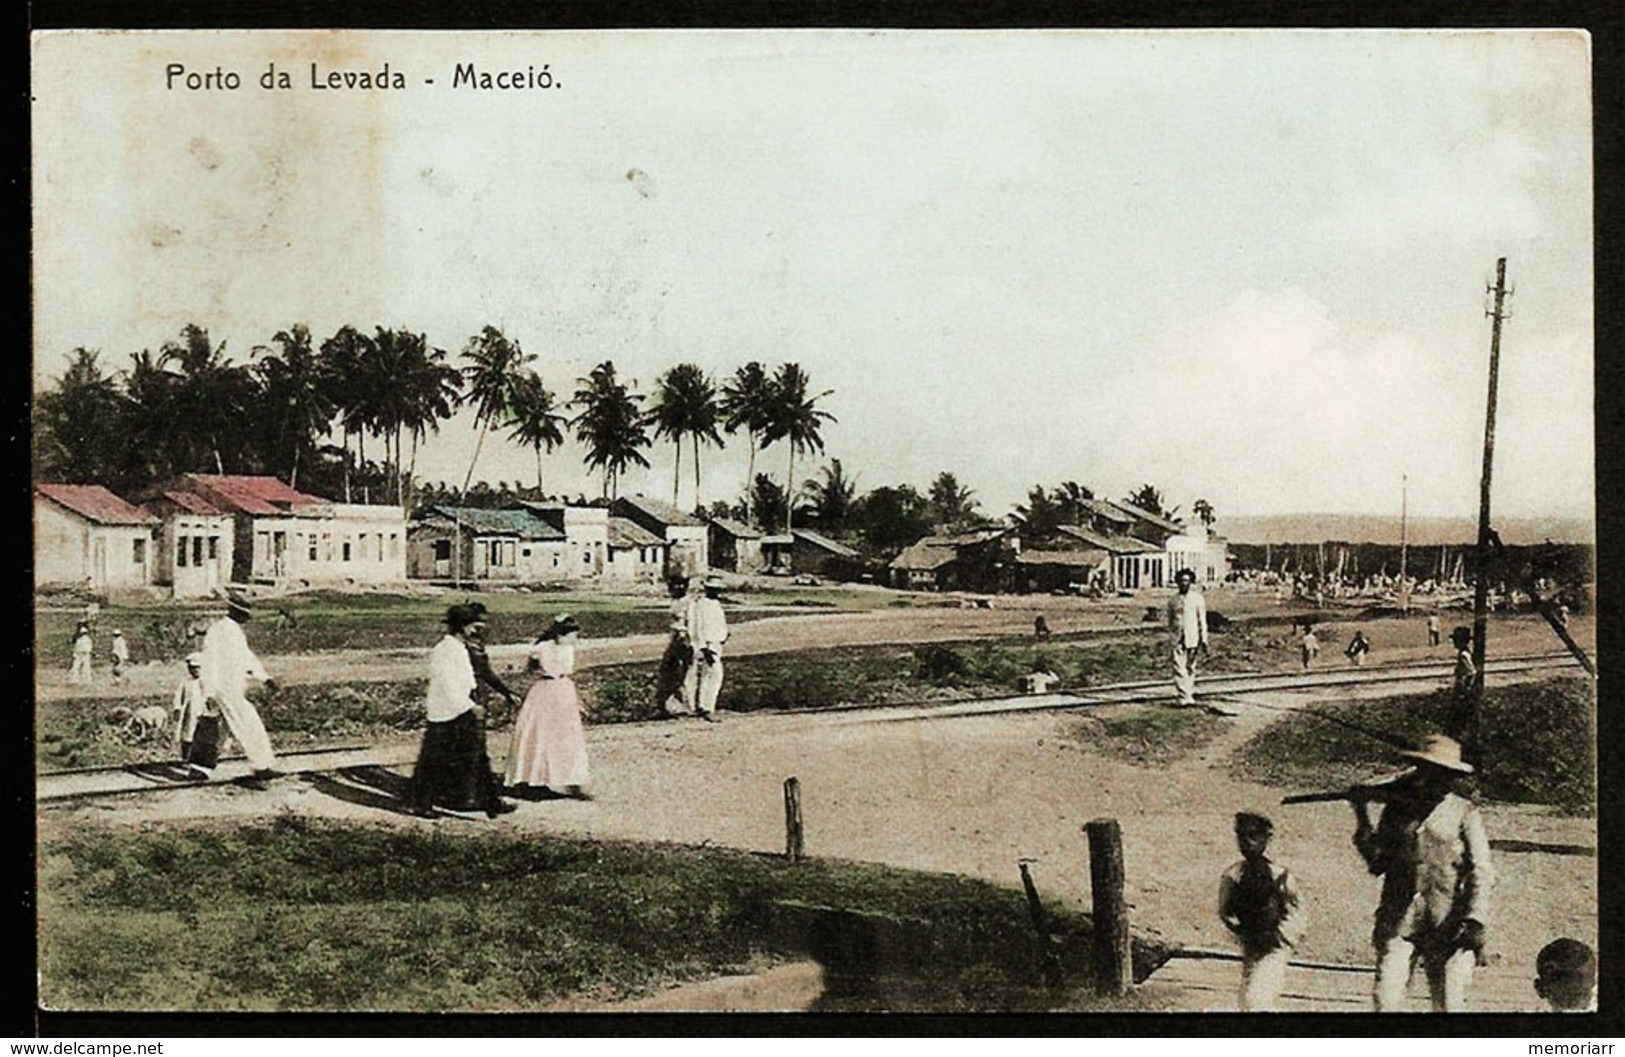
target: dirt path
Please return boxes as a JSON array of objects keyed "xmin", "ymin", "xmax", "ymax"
[
  {"xmin": 38, "ymin": 671, "xmax": 1596, "ymax": 1013},
  {"xmin": 35, "ymin": 594, "xmax": 1590, "ymax": 703}
]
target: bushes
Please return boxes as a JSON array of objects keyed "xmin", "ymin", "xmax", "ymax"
[{"xmin": 1228, "ymin": 675, "xmax": 1595, "ymax": 814}]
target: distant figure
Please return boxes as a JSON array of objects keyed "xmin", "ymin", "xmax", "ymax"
[
  {"xmin": 170, "ymin": 653, "xmax": 218, "ymax": 778},
  {"xmin": 1427, "ymin": 613, "xmax": 1441, "ymax": 647},
  {"xmin": 1556, "ymin": 602, "xmax": 1571, "ymax": 630},
  {"xmin": 1535, "ymin": 938, "xmax": 1597, "ymax": 1012},
  {"xmin": 1034, "ymin": 615, "xmax": 1052, "ymax": 640},
  {"xmin": 691, "ymin": 575, "xmax": 730, "ymax": 722},
  {"xmin": 1219, "ymin": 812, "xmax": 1305, "ymax": 1012},
  {"xmin": 1351, "ymin": 734, "xmax": 1493, "ymax": 1012},
  {"xmin": 69, "ymin": 622, "xmax": 93, "ymax": 683},
  {"xmin": 1024, "ymin": 663, "xmax": 1060, "ymax": 695},
  {"xmin": 1450, "ymin": 626, "xmax": 1475, "ymax": 694},
  {"xmin": 1300, "ymin": 625, "xmax": 1320, "ymax": 670},
  {"xmin": 506, "ymin": 614, "xmax": 591, "ymax": 801},
  {"xmin": 1166, "ymin": 568, "xmax": 1208, "ymax": 707},
  {"xmin": 1345, "ymin": 630, "xmax": 1371, "ymax": 666},
  {"xmin": 199, "ymin": 595, "xmax": 281, "ymax": 785},
  {"xmin": 656, "ymin": 576, "xmax": 697, "ymax": 717},
  {"xmin": 109, "ymin": 629, "xmax": 129, "ymax": 682}
]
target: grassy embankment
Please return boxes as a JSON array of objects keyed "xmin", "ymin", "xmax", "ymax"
[
  {"xmin": 38, "ymin": 626, "xmax": 1192, "ymax": 770},
  {"xmin": 38, "ymin": 816, "xmax": 1166, "ymax": 1013},
  {"xmin": 1229, "ymin": 675, "xmax": 1596, "ymax": 814}
]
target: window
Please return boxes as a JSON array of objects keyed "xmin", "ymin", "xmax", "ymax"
[
  {"xmin": 342, "ymin": 541, "xmax": 352, "ymax": 562},
  {"xmin": 583, "ymin": 548, "xmax": 592, "ymax": 565},
  {"xmin": 193, "ymin": 537, "xmax": 204, "ymax": 566},
  {"xmin": 133, "ymin": 538, "xmax": 146, "ymax": 563},
  {"xmin": 522, "ymin": 547, "xmax": 531, "ymax": 558},
  {"xmin": 389, "ymin": 533, "xmax": 400, "ymax": 559},
  {"xmin": 321, "ymin": 533, "xmax": 332, "ymax": 562},
  {"xmin": 309, "ymin": 536, "xmax": 319, "ymax": 561},
  {"xmin": 433, "ymin": 539, "xmax": 451, "ymax": 561},
  {"xmin": 207, "ymin": 536, "xmax": 219, "ymax": 560},
  {"xmin": 177, "ymin": 536, "xmax": 189, "ymax": 568}
]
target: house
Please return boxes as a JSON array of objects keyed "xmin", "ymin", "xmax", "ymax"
[
  {"xmin": 1019, "ymin": 523, "xmax": 1166, "ymax": 593},
  {"xmin": 889, "ymin": 529, "xmax": 1013, "ymax": 592},
  {"xmin": 605, "ymin": 517, "xmax": 670, "ymax": 583},
  {"xmin": 142, "ymin": 490, "xmax": 235, "ymax": 598},
  {"xmin": 610, "ymin": 495, "xmax": 709, "ymax": 577},
  {"xmin": 708, "ymin": 517, "xmax": 765, "ymax": 574},
  {"xmin": 408, "ymin": 506, "xmax": 569, "ymax": 582},
  {"xmin": 34, "ymin": 484, "xmax": 159, "ymax": 592},
  {"xmin": 158, "ymin": 474, "xmax": 406, "ymax": 585},
  {"xmin": 1164, "ymin": 521, "xmax": 1232, "ymax": 584},
  {"xmin": 761, "ymin": 528, "xmax": 863, "ymax": 580},
  {"xmin": 515, "ymin": 501, "xmax": 610, "ymax": 579}
]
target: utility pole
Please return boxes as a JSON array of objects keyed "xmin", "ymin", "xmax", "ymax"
[
  {"xmin": 1398, "ymin": 474, "xmax": 1410, "ymax": 613},
  {"xmin": 1468, "ymin": 258, "xmax": 1511, "ymax": 759}
]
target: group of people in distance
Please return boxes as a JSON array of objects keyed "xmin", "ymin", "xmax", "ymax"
[
  {"xmin": 68, "ymin": 620, "xmax": 130, "ymax": 683},
  {"xmin": 1220, "ymin": 733, "xmax": 1595, "ymax": 1013}
]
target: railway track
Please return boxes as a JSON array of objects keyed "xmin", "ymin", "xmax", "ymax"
[{"xmin": 36, "ymin": 651, "xmax": 1585, "ymax": 804}]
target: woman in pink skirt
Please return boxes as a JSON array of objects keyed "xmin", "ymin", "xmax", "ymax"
[{"xmin": 505, "ymin": 614, "xmax": 592, "ymax": 800}]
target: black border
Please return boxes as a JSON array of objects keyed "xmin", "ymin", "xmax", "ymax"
[{"xmin": 19, "ymin": 0, "xmax": 1623, "ymax": 1040}]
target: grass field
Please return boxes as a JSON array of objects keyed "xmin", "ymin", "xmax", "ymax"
[
  {"xmin": 34, "ymin": 584, "xmax": 920, "ymax": 668},
  {"xmin": 1228, "ymin": 674, "xmax": 1596, "ymax": 814},
  {"xmin": 37, "ymin": 816, "xmax": 1138, "ymax": 1012}
]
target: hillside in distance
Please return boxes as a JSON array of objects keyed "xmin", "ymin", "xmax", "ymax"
[{"xmin": 1217, "ymin": 512, "xmax": 1594, "ymax": 546}]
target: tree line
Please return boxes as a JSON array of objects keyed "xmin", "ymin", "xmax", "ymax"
[{"xmin": 32, "ymin": 323, "xmax": 836, "ymax": 532}]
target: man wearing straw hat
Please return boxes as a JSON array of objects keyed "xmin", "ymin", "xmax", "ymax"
[
  {"xmin": 690, "ymin": 574, "xmax": 730, "ymax": 722},
  {"xmin": 198, "ymin": 592, "xmax": 282, "ymax": 785},
  {"xmin": 1349, "ymin": 733, "xmax": 1493, "ymax": 1012}
]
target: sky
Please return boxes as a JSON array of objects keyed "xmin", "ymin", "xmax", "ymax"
[{"xmin": 31, "ymin": 29, "xmax": 1595, "ymax": 526}]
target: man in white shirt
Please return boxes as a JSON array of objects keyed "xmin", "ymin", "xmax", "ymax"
[
  {"xmin": 1165, "ymin": 567, "xmax": 1208, "ymax": 707},
  {"xmin": 198, "ymin": 594, "xmax": 280, "ymax": 784},
  {"xmin": 691, "ymin": 575, "xmax": 730, "ymax": 722}
]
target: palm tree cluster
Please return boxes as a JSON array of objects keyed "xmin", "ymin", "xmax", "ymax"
[{"xmin": 34, "ymin": 326, "xmax": 839, "ymax": 530}]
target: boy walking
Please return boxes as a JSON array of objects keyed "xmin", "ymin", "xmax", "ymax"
[{"xmin": 1218, "ymin": 812, "xmax": 1305, "ymax": 1011}]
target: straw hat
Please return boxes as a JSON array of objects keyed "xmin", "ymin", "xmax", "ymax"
[
  {"xmin": 185, "ymin": 653, "xmax": 203, "ymax": 668},
  {"xmin": 703, "ymin": 574, "xmax": 725, "ymax": 592},
  {"xmin": 1398, "ymin": 734, "xmax": 1474, "ymax": 773}
]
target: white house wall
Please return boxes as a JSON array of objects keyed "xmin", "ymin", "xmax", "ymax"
[
  {"xmin": 160, "ymin": 514, "xmax": 234, "ymax": 598},
  {"xmin": 34, "ymin": 501, "xmax": 154, "ymax": 591}
]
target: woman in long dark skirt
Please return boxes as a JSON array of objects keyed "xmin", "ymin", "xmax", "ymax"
[{"xmin": 407, "ymin": 604, "xmax": 515, "ymax": 818}]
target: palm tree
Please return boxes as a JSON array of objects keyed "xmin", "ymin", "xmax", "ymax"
[
  {"xmin": 34, "ymin": 348, "xmax": 129, "ymax": 486},
  {"xmin": 648, "ymin": 363, "xmax": 723, "ymax": 510},
  {"xmin": 453, "ymin": 326, "xmax": 534, "ymax": 581},
  {"xmin": 1012, "ymin": 484, "xmax": 1063, "ymax": 541},
  {"xmin": 118, "ymin": 348, "xmax": 180, "ymax": 488},
  {"xmin": 720, "ymin": 362, "xmax": 775, "ymax": 520},
  {"xmin": 319, "ymin": 325, "xmax": 375, "ymax": 501},
  {"xmin": 1193, "ymin": 498, "xmax": 1216, "ymax": 529},
  {"xmin": 160, "ymin": 324, "xmax": 254, "ymax": 475},
  {"xmin": 1053, "ymin": 481, "xmax": 1094, "ymax": 526},
  {"xmin": 928, "ymin": 472, "xmax": 980, "ymax": 532},
  {"xmin": 252, "ymin": 324, "xmax": 335, "ymax": 489},
  {"xmin": 1124, "ymin": 483, "xmax": 1167, "ymax": 517},
  {"xmin": 570, "ymin": 360, "xmax": 651, "ymax": 500},
  {"xmin": 506, "ymin": 370, "xmax": 567, "ymax": 494},
  {"xmin": 395, "ymin": 334, "xmax": 462, "ymax": 510},
  {"xmin": 801, "ymin": 458, "xmax": 858, "ymax": 530},
  {"xmin": 759, "ymin": 363, "xmax": 836, "ymax": 535}
]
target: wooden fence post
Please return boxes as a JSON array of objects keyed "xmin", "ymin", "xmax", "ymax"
[
  {"xmin": 1085, "ymin": 817, "xmax": 1132, "ymax": 996},
  {"xmin": 784, "ymin": 776, "xmax": 804, "ymax": 862}
]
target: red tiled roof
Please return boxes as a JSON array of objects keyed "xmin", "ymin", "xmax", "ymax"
[
  {"xmin": 608, "ymin": 517, "xmax": 666, "ymax": 548},
  {"xmin": 175, "ymin": 474, "xmax": 323, "ymax": 516},
  {"xmin": 157, "ymin": 490, "xmax": 224, "ymax": 516},
  {"xmin": 35, "ymin": 484, "xmax": 158, "ymax": 526}
]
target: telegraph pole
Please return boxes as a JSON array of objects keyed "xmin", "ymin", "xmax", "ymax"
[
  {"xmin": 1468, "ymin": 258, "xmax": 1511, "ymax": 758},
  {"xmin": 1398, "ymin": 474, "xmax": 1410, "ymax": 613}
]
